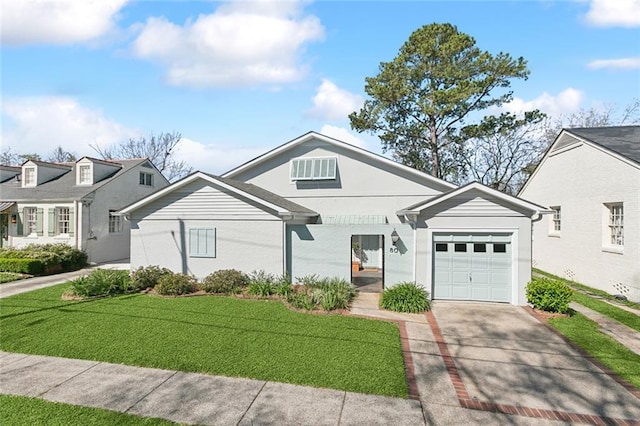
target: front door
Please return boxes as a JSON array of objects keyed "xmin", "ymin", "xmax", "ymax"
[{"xmin": 351, "ymin": 235, "xmax": 384, "ymax": 292}]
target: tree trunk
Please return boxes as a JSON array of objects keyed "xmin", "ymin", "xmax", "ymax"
[{"xmin": 429, "ymin": 116, "xmax": 439, "ymax": 177}]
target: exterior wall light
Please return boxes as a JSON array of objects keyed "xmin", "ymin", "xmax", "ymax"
[{"xmin": 391, "ymin": 229, "xmax": 400, "ymax": 246}]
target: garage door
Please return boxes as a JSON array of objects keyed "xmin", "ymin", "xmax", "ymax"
[{"xmin": 433, "ymin": 233, "xmax": 511, "ymax": 302}]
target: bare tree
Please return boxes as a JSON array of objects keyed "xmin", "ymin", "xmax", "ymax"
[
  {"xmin": 0, "ymin": 148, "xmax": 20, "ymax": 166},
  {"xmin": 46, "ymin": 146, "xmax": 77, "ymax": 163},
  {"xmin": 91, "ymin": 132, "xmax": 193, "ymax": 181}
]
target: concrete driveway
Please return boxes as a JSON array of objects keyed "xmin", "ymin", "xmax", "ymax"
[{"xmin": 428, "ymin": 302, "xmax": 640, "ymax": 423}]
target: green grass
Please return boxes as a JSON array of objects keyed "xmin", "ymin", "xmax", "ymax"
[
  {"xmin": 0, "ymin": 395, "xmax": 175, "ymax": 426},
  {"xmin": 571, "ymin": 291, "xmax": 640, "ymax": 332},
  {"xmin": 549, "ymin": 314, "xmax": 640, "ymax": 389},
  {"xmin": 0, "ymin": 272, "xmax": 27, "ymax": 284},
  {"xmin": 0, "ymin": 284, "xmax": 407, "ymax": 397}
]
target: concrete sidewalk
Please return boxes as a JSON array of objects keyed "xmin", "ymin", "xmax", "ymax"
[{"xmin": 0, "ymin": 351, "xmax": 424, "ymax": 426}]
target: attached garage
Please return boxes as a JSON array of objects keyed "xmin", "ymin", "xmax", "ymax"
[{"xmin": 433, "ymin": 233, "xmax": 512, "ymax": 302}]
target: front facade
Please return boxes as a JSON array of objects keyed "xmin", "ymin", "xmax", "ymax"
[
  {"xmin": 123, "ymin": 132, "xmax": 548, "ymax": 305},
  {"xmin": 519, "ymin": 126, "xmax": 640, "ymax": 302},
  {"xmin": 0, "ymin": 157, "xmax": 169, "ymax": 263}
]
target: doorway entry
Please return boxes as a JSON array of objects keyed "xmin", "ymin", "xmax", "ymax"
[{"xmin": 351, "ymin": 234, "xmax": 384, "ymax": 293}]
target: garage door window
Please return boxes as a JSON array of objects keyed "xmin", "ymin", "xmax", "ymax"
[
  {"xmin": 493, "ymin": 243, "xmax": 506, "ymax": 253},
  {"xmin": 473, "ymin": 243, "xmax": 486, "ymax": 253},
  {"xmin": 454, "ymin": 243, "xmax": 467, "ymax": 252},
  {"xmin": 435, "ymin": 243, "xmax": 448, "ymax": 252}
]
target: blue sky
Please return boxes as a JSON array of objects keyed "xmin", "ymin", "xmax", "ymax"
[{"xmin": 2, "ymin": 0, "xmax": 639, "ymax": 174}]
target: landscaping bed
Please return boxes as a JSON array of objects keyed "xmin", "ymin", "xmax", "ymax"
[
  {"xmin": 0, "ymin": 283, "xmax": 408, "ymax": 397},
  {"xmin": 0, "ymin": 272, "xmax": 28, "ymax": 284}
]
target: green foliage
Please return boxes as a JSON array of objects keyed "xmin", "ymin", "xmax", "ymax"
[
  {"xmin": 286, "ymin": 291, "xmax": 315, "ymax": 311},
  {"xmin": 0, "ymin": 394, "xmax": 177, "ymax": 426},
  {"xmin": 0, "ymin": 272, "xmax": 26, "ymax": 284},
  {"xmin": 0, "ymin": 243, "xmax": 86, "ymax": 272},
  {"xmin": 274, "ymin": 274, "xmax": 293, "ymax": 297},
  {"xmin": 349, "ymin": 22, "xmax": 531, "ymax": 180},
  {"xmin": 1, "ymin": 285, "xmax": 408, "ymax": 397},
  {"xmin": 571, "ymin": 291, "xmax": 640, "ymax": 332},
  {"xmin": 155, "ymin": 273, "xmax": 198, "ymax": 296},
  {"xmin": 526, "ymin": 277, "xmax": 573, "ymax": 314},
  {"xmin": 247, "ymin": 270, "xmax": 276, "ymax": 296},
  {"xmin": 201, "ymin": 269, "xmax": 248, "ymax": 294},
  {"xmin": 67, "ymin": 269, "xmax": 132, "ymax": 298},
  {"xmin": 291, "ymin": 276, "xmax": 358, "ymax": 311},
  {"xmin": 0, "ymin": 258, "xmax": 44, "ymax": 274},
  {"xmin": 381, "ymin": 282, "xmax": 430, "ymax": 313},
  {"xmin": 130, "ymin": 265, "xmax": 173, "ymax": 291}
]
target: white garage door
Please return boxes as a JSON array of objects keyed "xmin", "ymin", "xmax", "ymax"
[{"xmin": 433, "ymin": 233, "xmax": 511, "ymax": 302}]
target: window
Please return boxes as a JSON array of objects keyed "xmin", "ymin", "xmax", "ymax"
[
  {"xmin": 57, "ymin": 207, "xmax": 70, "ymax": 234},
  {"xmin": 79, "ymin": 165, "xmax": 91, "ymax": 184},
  {"xmin": 551, "ymin": 206, "xmax": 561, "ymax": 232},
  {"xmin": 290, "ymin": 157, "xmax": 337, "ymax": 181},
  {"xmin": 493, "ymin": 243, "xmax": 506, "ymax": 253},
  {"xmin": 607, "ymin": 204, "xmax": 624, "ymax": 246},
  {"xmin": 189, "ymin": 228, "xmax": 216, "ymax": 258},
  {"xmin": 24, "ymin": 167, "xmax": 36, "ymax": 186},
  {"xmin": 454, "ymin": 243, "xmax": 467, "ymax": 252},
  {"xmin": 435, "ymin": 243, "xmax": 448, "ymax": 252},
  {"xmin": 109, "ymin": 210, "xmax": 121, "ymax": 233},
  {"xmin": 139, "ymin": 172, "xmax": 153, "ymax": 186},
  {"xmin": 25, "ymin": 207, "xmax": 38, "ymax": 234},
  {"xmin": 473, "ymin": 243, "xmax": 486, "ymax": 253}
]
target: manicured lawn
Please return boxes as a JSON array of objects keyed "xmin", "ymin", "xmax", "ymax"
[
  {"xmin": 0, "ymin": 272, "xmax": 27, "ymax": 284},
  {"xmin": 571, "ymin": 291, "xmax": 640, "ymax": 332},
  {"xmin": 0, "ymin": 395, "xmax": 175, "ymax": 426},
  {"xmin": 549, "ymin": 314, "xmax": 640, "ymax": 389},
  {"xmin": 0, "ymin": 284, "xmax": 407, "ymax": 397}
]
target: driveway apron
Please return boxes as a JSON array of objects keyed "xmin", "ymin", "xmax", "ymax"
[{"xmin": 431, "ymin": 302, "xmax": 640, "ymax": 422}]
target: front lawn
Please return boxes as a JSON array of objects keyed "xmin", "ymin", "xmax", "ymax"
[
  {"xmin": 0, "ymin": 284, "xmax": 407, "ymax": 397},
  {"xmin": 0, "ymin": 395, "xmax": 175, "ymax": 426},
  {"xmin": 549, "ymin": 314, "xmax": 640, "ymax": 389},
  {"xmin": 571, "ymin": 291, "xmax": 640, "ymax": 332}
]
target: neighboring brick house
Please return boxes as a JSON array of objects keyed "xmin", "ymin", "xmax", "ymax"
[{"xmin": 0, "ymin": 157, "xmax": 169, "ymax": 263}]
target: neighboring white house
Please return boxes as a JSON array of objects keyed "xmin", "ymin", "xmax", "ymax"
[
  {"xmin": 519, "ymin": 126, "xmax": 640, "ymax": 302},
  {"xmin": 121, "ymin": 132, "xmax": 549, "ymax": 305},
  {"xmin": 0, "ymin": 157, "xmax": 169, "ymax": 263}
]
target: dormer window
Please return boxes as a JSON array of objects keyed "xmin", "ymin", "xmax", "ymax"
[
  {"xmin": 78, "ymin": 165, "xmax": 92, "ymax": 185},
  {"xmin": 139, "ymin": 171, "xmax": 153, "ymax": 186},
  {"xmin": 24, "ymin": 167, "xmax": 36, "ymax": 186},
  {"xmin": 290, "ymin": 157, "xmax": 337, "ymax": 181}
]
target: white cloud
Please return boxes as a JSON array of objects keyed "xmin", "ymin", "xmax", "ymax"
[
  {"xmin": 319, "ymin": 125, "xmax": 367, "ymax": 149},
  {"xmin": 1, "ymin": 96, "xmax": 138, "ymax": 156},
  {"xmin": 1, "ymin": 0, "xmax": 129, "ymax": 46},
  {"xmin": 587, "ymin": 57, "xmax": 640, "ymax": 70},
  {"xmin": 498, "ymin": 88, "xmax": 584, "ymax": 117},
  {"xmin": 308, "ymin": 79, "xmax": 363, "ymax": 121},
  {"xmin": 172, "ymin": 138, "xmax": 266, "ymax": 175},
  {"xmin": 584, "ymin": 0, "xmax": 640, "ymax": 27},
  {"xmin": 131, "ymin": 0, "xmax": 324, "ymax": 88}
]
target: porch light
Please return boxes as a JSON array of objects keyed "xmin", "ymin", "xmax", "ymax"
[{"xmin": 391, "ymin": 229, "xmax": 400, "ymax": 245}]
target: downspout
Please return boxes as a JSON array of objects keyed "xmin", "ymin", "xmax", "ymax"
[{"xmin": 74, "ymin": 200, "xmax": 80, "ymax": 249}]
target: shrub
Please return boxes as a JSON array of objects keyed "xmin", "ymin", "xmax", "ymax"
[
  {"xmin": 381, "ymin": 282, "xmax": 430, "ymax": 313},
  {"xmin": 130, "ymin": 265, "xmax": 173, "ymax": 291},
  {"xmin": 526, "ymin": 277, "xmax": 573, "ymax": 314},
  {"xmin": 274, "ymin": 275, "xmax": 293, "ymax": 297},
  {"xmin": 67, "ymin": 269, "xmax": 132, "ymax": 298},
  {"xmin": 0, "ymin": 258, "xmax": 44, "ymax": 275},
  {"xmin": 156, "ymin": 273, "xmax": 198, "ymax": 296},
  {"xmin": 291, "ymin": 276, "xmax": 357, "ymax": 311},
  {"xmin": 0, "ymin": 243, "xmax": 87, "ymax": 272},
  {"xmin": 201, "ymin": 269, "xmax": 248, "ymax": 294},
  {"xmin": 247, "ymin": 270, "xmax": 277, "ymax": 297},
  {"xmin": 287, "ymin": 292, "xmax": 315, "ymax": 311}
]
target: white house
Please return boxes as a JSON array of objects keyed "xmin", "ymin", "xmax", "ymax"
[
  {"xmin": 0, "ymin": 157, "xmax": 169, "ymax": 263},
  {"xmin": 519, "ymin": 126, "xmax": 640, "ymax": 302},
  {"xmin": 121, "ymin": 132, "xmax": 548, "ymax": 305}
]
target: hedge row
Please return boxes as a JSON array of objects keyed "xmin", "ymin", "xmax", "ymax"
[{"xmin": 0, "ymin": 258, "xmax": 45, "ymax": 275}]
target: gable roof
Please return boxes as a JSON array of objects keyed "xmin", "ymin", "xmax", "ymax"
[
  {"xmin": 565, "ymin": 126, "xmax": 640, "ymax": 164},
  {"xmin": 120, "ymin": 171, "xmax": 318, "ymax": 218},
  {"xmin": 22, "ymin": 159, "xmax": 73, "ymax": 170},
  {"xmin": 222, "ymin": 131, "xmax": 457, "ymax": 190},
  {"xmin": 518, "ymin": 125, "xmax": 640, "ymax": 196},
  {"xmin": 0, "ymin": 159, "xmax": 152, "ymax": 202},
  {"xmin": 398, "ymin": 181, "xmax": 550, "ymax": 216}
]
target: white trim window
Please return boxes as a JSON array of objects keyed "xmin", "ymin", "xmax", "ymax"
[
  {"xmin": 79, "ymin": 165, "xmax": 92, "ymax": 185},
  {"xmin": 109, "ymin": 210, "xmax": 122, "ymax": 234},
  {"xmin": 24, "ymin": 167, "xmax": 36, "ymax": 186},
  {"xmin": 25, "ymin": 207, "xmax": 38, "ymax": 235},
  {"xmin": 607, "ymin": 203, "xmax": 624, "ymax": 246},
  {"xmin": 551, "ymin": 207, "xmax": 561, "ymax": 232},
  {"xmin": 57, "ymin": 207, "xmax": 70, "ymax": 235},
  {"xmin": 290, "ymin": 157, "xmax": 337, "ymax": 181},
  {"xmin": 189, "ymin": 228, "xmax": 216, "ymax": 258},
  {"xmin": 139, "ymin": 171, "xmax": 153, "ymax": 186}
]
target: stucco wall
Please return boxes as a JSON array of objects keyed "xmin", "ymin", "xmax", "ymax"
[
  {"xmin": 130, "ymin": 219, "xmax": 284, "ymax": 278},
  {"xmin": 287, "ymin": 223, "xmax": 414, "ymax": 286},
  {"xmin": 520, "ymin": 141, "xmax": 640, "ymax": 302}
]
